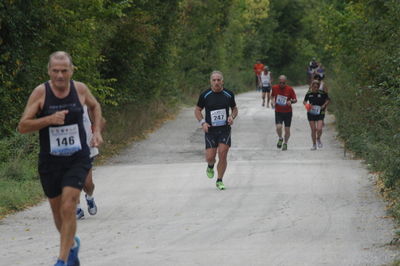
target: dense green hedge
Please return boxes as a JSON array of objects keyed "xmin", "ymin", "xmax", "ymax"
[
  {"xmin": 308, "ymin": 0, "xmax": 400, "ymax": 217},
  {"xmin": 1, "ymin": 0, "xmax": 323, "ymax": 137}
]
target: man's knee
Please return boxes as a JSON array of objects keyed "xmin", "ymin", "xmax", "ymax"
[{"xmin": 217, "ymin": 145, "xmax": 229, "ymax": 159}]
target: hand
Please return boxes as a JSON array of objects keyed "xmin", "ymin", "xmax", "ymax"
[
  {"xmin": 202, "ymin": 122, "xmax": 211, "ymax": 133},
  {"xmin": 227, "ymin": 116, "xmax": 234, "ymax": 125},
  {"xmin": 287, "ymin": 101, "xmax": 292, "ymax": 107},
  {"xmin": 91, "ymin": 131, "xmax": 103, "ymax": 147},
  {"xmin": 50, "ymin": 110, "xmax": 68, "ymax": 125}
]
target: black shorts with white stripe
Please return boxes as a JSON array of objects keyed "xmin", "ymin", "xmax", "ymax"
[{"xmin": 204, "ymin": 126, "xmax": 231, "ymax": 149}]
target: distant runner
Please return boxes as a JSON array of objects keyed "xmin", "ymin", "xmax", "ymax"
[
  {"xmin": 195, "ymin": 71, "xmax": 238, "ymax": 190},
  {"xmin": 271, "ymin": 75, "xmax": 297, "ymax": 151},
  {"xmin": 260, "ymin": 66, "xmax": 273, "ymax": 107},
  {"xmin": 307, "ymin": 57, "xmax": 319, "ymax": 84},
  {"xmin": 303, "ymin": 80, "xmax": 330, "ymax": 150},
  {"xmin": 253, "ymin": 60, "xmax": 264, "ymax": 91}
]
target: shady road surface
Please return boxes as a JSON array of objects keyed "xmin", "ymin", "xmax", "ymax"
[{"xmin": 0, "ymin": 86, "xmax": 398, "ymax": 266}]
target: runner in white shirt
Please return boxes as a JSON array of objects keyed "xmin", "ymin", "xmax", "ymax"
[
  {"xmin": 76, "ymin": 105, "xmax": 105, "ymax": 219},
  {"xmin": 260, "ymin": 66, "xmax": 273, "ymax": 107}
]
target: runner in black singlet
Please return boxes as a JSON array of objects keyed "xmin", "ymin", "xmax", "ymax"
[
  {"xmin": 18, "ymin": 51, "xmax": 103, "ymax": 266},
  {"xmin": 303, "ymin": 80, "xmax": 330, "ymax": 150},
  {"xmin": 194, "ymin": 71, "xmax": 238, "ymax": 190}
]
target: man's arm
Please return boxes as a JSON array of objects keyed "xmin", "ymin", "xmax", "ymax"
[
  {"xmin": 18, "ymin": 85, "xmax": 68, "ymax": 134},
  {"xmin": 290, "ymin": 88, "xmax": 297, "ymax": 104},
  {"xmin": 195, "ymin": 105, "xmax": 210, "ymax": 133},
  {"xmin": 228, "ymin": 106, "xmax": 238, "ymax": 125}
]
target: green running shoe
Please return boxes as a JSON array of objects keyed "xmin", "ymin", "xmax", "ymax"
[
  {"xmin": 282, "ymin": 143, "xmax": 288, "ymax": 151},
  {"xmin": 206, "ymin": 167, "xmax": 214, "ymax": 179},
  {"xmin": 277, "ymin": 138, "xmax": 283, "ymax": 149},
  {"xmin": 216, "ymin": 181, "xmax": 225, "ymax": 190}
]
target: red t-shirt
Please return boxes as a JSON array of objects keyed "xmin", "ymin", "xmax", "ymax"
[
  {"xmin": 253, "ymin": 63, "xmax": 264, "ymax": 75},
  {"xmin": 271, "ymin": 85, "xmax": 297, "ymax": 113}
]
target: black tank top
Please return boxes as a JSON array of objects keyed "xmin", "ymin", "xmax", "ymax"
[{"xmin": 38, "ymin": 81, "xmax": 89, "ymax": 160}]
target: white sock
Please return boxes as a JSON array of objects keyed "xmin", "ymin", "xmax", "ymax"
[
  {"xmin": 77, "ymin": 203, "xmax": 81, "ymax": 209},
  {"xmin": 86, "ymin": 194, "xmax": 94, "ymax": 200}
]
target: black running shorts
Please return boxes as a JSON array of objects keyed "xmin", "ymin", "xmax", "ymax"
[
  {"xmin": 38, "ymin": 155, "xmax": 91, "ymax": 198},
  {"xmin": 262, "ymin": 86, "xmax": 271, "ymax": 93},
  {"xmin": 275, "ymin": 112, "xmax": 293, "ymax": 127},
  {"xmin": 307, "ymin": 113, "xmax": 325, "ymax": 121},
  {"xmin": 205, "ymin": 127, "xmax": 231, "ymax": 149}
]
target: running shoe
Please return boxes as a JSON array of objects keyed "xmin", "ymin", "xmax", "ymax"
[
  {"xmin": 67, "ymin": 236, "xmax": 80, "ymax": 266},
  {"xmin": 262, "ymin": 102, "xmax": 265, "ymax": 107},
  {"xmin": 206, "ymin": 167, "xmax": 214, "ymax": 179},
  {"xmin": 76, "ymin": 208, "xmax": 84, "ymax": 220},
  {"xmin": 317, "ymin": 140, "xmax": 323, "ymax": 149},
  {"xmin": 311, "ymin": 144, "xmax": 317, "ymax": 151},
  {"xmin": 277, "ymin": 138, "xmax": 283, "ymax": 149},
  {"xmin": 216, "ymin": 181, "xmax": 225, "ymax": 190},
  {"xmin": 282, "ymin": 143, "xmax": 288, "ymax": 151},
  {"xmin": 85, "ymin": 194, "xmax": 97, "ymax": 215},
  {"xmin": 54, "ymin": 259, "xmax": 67, "ymax": 266}
]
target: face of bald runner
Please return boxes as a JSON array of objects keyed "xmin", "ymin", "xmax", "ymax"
[
  {"xmin": 279, "ymin": 76, "xmax": 287, "ymax": 89},
  {"xmin": 210, "ymin": 73, "xmax": 224, "ymax": 92},
  {"xmin": 48, "ymin": 57, "xmax": 73, "ymax": 91}
]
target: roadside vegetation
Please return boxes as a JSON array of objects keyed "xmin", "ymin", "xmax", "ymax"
[{"xmin": 1, "ymin": 0, "xmax": 400, "ymax": 230}]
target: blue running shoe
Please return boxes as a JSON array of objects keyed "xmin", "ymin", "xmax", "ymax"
[
  {"xmin": 76, "ymin": 208, "xmax": 84, "ymax": 220},
  {"xmin": 85, "ymin": 194, "xmax": 97, "ymax": 215},
  {"xmin": 67, "ymin": 236, "xmax": 80, "ymax": 266},
  {"xmin": 54, "ymin": 259, "xmax": 67, "ymax": 266}
]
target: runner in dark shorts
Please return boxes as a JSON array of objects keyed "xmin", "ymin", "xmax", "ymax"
[
  {"xmin": 195, "ymin": 70, "xmax": 238, "ymax": 190},
  {"xmin": 303, "ymin": 80, "xmax": 330, "ymax": 150},
  {"xmin": 271, "ymin": 75, "xmax": 297, "ymax": 151},
  {"xmin": 18, "ymin": 51, "xmax": 104, "ymax": 266},
  {"xmin": 260, "ymin": 66, "xmax": 273, "ymax": 107}
]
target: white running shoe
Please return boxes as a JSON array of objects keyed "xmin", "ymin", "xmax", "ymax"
[
  {"xmin": 311, "ymin": 144, "xmax": 317, "ymax": 151},
  {"xmin": 317, "ymin": 140, "xmax": 323, "ymax": 149}
]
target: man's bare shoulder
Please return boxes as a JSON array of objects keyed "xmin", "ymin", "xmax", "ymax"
[
  {"xmin": 73, "ymin": 81, "xmax": 89, "ymax": 93},
  {"xmin": 30, "ymin": 84, "xmax": 46, "ymax": 100}
]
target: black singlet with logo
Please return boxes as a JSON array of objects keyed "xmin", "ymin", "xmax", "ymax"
[
  {"xmin": 304, "ymin": 90, "xmax": 330, "ymax": 114},
  {"xmin": 197, "ymin": 88, "xmax": 236, "ymax": 131},
  {"xmin": 38, "ymin": 80, "xmax": 89, "ymax": 160}
]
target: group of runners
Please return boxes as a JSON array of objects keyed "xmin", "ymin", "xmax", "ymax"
[
  {"xmin": 196, "ymin": 60, "xmax": 330, "ymax": 192},
  {"xmin": 252, "ymin": 59, "xmax": 330, "ymax": 151},
  {"xmin": 16, "ymin": 51, "xmax": 330, "ymax": 265}
]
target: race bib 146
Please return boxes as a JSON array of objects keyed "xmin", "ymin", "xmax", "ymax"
[{"xmin": 49, "ymin": 124, "xmax": 82, "ymax": 156}]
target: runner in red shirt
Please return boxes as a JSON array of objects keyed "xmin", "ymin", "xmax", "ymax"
[
  {"xmin": 271, "ymin": 75, "xmax": 297, "ymax": 150},
  {"xmin": 253, "ymin": 60, "xmax": 264, "ymax": 90}
]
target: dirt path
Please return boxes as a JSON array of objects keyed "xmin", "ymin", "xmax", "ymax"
[{"xmin": 0, "ymin": 86, "xmax": 398, "ymax": 265}]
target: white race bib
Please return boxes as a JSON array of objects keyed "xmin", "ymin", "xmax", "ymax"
[
  {"xmin": 210, "ymin": 109, "xmax": 227, "ymax": 127},
  {"xmin": 276, "ymin": 95, "xmax": 287, "ymax": 106},
  {"xmin": 309, "ymin": 105, "xmax": 321, "ymax": 115},
  {"xmin": 262, "ymin": 80, "xmax": 270, "ymax": 87},
  {"xmin": 49, "ymin": 124, "xmax": 82, "ymax": 156}
]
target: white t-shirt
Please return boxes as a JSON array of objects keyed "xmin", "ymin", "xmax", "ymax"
[
  {"xmin": 319, "ymin": 81, "xmax": 325, "ymax": 91},
  {"xmin": 260, "ymin": 72, "xmax": 271, "ymax": 87},
  {"xmin": 83, "ymin": 105, "xmax": 99, "ymax": 158}
]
